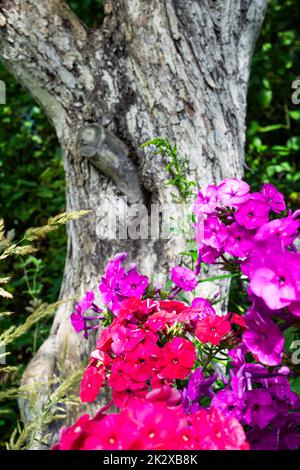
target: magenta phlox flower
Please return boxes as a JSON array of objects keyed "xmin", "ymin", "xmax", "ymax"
[
  {"xmin": 224, "ymin": 222, "xmax": 254, "ymax": 258},
  {"xmin": 249, "ymin": 251, "xmax": 298, "ymax": 310},
  {"xmin": 243, "ymin": 308, "xmax": 284, "ymax": 366},
  {"xmin": 111, "ymin": 324, "xmax": 145, "ymax": 355},
  {"xmin": 211, "ymin": 389, "xmax": 245, "ymax": 421},
  {"xmin": 170, "ymin": 265, "xmax": 198, "ymax": 291},
  {"xmin": 202, "ymin": 215, "xmax": 228, "ymax": 250},
  {"xmin": 255, "ymin": 214, "xmax": 299, "ymax": 246},
  {"xmin": 194, "ymin": 185, "xmax": 219, "ymax": 215},
  {"xmin": 71, "ymin": 291, "xmax": 103, "ymax": 338},
  {"xmin": 197, "ymin": 243, "xmax": 222, "ymax": 264},
  {"xmin": 99, "ymin": 253, "xmax": 148, "ymax": 312},
  {"xmin": 217, "ymin": 178, "xmax": 250, "ymax": 206},
  {"xmin": 182, "ymin": 368, "xmax": 217, "ymax": 413},
  {"xmin": 243, "ymin": 389, "xmax": 278, "ymax": 429},
  {"xmin": 119, "ymin": 268, "xmax": 149, "ymax": 298},
  {"xmin": 260, "ymin": 183, "xmax": 286, "ymax": 213},
  {"xmin": 235, "ymin": 198, "xmax": 269, "ymax": 229}
]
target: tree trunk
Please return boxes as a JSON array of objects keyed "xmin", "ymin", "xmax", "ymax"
[{"xmin": 0, "ymin": 0, "xmax": 267, "ymax": 445}]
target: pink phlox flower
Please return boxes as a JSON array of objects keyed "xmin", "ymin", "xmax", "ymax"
[
  {"xmin": 202, "ymin": 215, "xmax": 228, "ymax": 250},
  {"xmin": 249, "ymin": 250, "xmax": 298, "ymax": 310},
  {"xmin": 177, "ymin": 298, "xmax": 216, "ymax": 323},
  {"xmin": 260, "ymin": 183, "xmax": 286, "ymax": 213},
  {"xmin": 111, "ymin": 324, "xmax": 145, "ymax": 355},
  {"xmin": 158, "ymin": 300, "xmax": 187, "ymax": 314},
  {"xmin": 197, "ymin": 243, "xmax": 222, "ymax": 264},
  {"xmin": 224, "ymin": 222, "xmax": 254, "ymax": 258},
  {"xmin": 126, "ymin": 400, "xmax": 183, "ymax": 450},
  {"xmin": 146, "ymin": 385, "xmax": 181, "ymax": 406},
  {"xmin": 190, "ymin": 407, "xmax": 249, "ymax": 450},
  {"xmin": 159, "ymin": 337, "xmax": 196, "ymax": 380},
  {"xmin": 255, "ymin": 215, "xmax": 299, "ymax": 246},
  {"xmin": 194, "ymin": 185, "xmax": 219, "ymax": 215},
  {"xmin": 108, "ymin": 358, "xmax": 144, "ymax": 392},
  {"xmin": 80, "ymin": 361, "xmax": 106, "ymax": 403},
  {"xmin": 235, "ymin": 198, "xmax": 269, "ymax": 229},
  {"xmin": 217, "ymin": 178, "xmax": 250, "ymax": 206},
  {"xmin": 125, "ymin": 342, "xmax": 160, "ymax": 382},
  {"xmin": 170, "ymin": 265, "xmax": 198, "ymax": 291},
  {"xmin": 195, "ymin": 314, "xmax": 231, "ymax": 346},
  {"xmin": 83, "ymin": 413, "xmax": 139, "ymax": 450}
]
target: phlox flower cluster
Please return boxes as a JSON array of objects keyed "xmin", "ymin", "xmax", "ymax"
[
  {"xmin": 194, "ymin": 178, "xmax": 300, "ymax": 366},
  {"xmin": 55, "ymin": 178, "xmax": 300, "ymax": 451},
  {"xmin": 54, "ymin": 387, "xmax": 248, "ymax": 450}
]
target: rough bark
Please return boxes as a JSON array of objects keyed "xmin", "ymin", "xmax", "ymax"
[{"xmin": 0, "ymin": 0, "xmax": 267, "ymax": 445}]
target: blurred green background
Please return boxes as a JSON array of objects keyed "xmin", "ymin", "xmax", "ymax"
[{"xmin": 0, "ymin": 0, "xmax": 299, "ymax": 445}]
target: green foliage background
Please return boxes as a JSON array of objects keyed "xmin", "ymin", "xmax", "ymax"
[{"xmin": 0, "ymin": 0, "xmax": 299, "ymax": 445}]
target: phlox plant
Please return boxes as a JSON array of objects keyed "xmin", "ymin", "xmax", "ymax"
[{"xmin": 54, "ymin": 178, "xmax": 300, "ymax": 451}]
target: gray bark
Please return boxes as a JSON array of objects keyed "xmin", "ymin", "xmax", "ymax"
[{"xmin": 0, "ymin": 0, "xmax": 267, "ymax": 444}]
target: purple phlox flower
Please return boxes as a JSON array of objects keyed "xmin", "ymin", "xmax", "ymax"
[
  {"xmin": 186, "ymin": 368, "xmax": 217, "ymax": 401},
  {"xmin": 269, "ymin": 376, "xmax": 300, "ymax": 410},
  {"xmin": 234, "ymin": 197, "xmax": 269, "ymax": 229},
  {"xmin": 217, "ymin": 178, "xmax": 250, "ymax": 206},
  {"xmin": 247, "ymin": 428, "xmax": 278, "ymax": 450},
  {"xmin": 202, "ymin": 215, "xmax": 228, "ymax": 250},
  {"xmin": 99, "ymin": 253, "xmax": 148, "ymax": 313},
  {"xmin": 243, "ymin": 308, "xmax": 284, "ymax": 366},
  {"xmin": 228, "ymin": 343, "xmax": 248, "ymax": 369},
  {"xmin": 284, "ymin": 252, "xmax": 300, "ymax": 316},
  {"xmin": 273, "ymin": 414, "xmax": 300, "ymax": 449},
  {"xmin": 182, "ymin": 368, "xmax": 217, "ymax": 413},
  {"xmin": 119, "ymin": 267, "xmax": 149, "ymax": 297},
  {"xmin": 260, "ymin": 183, "xmax": 286, "ymax": 214},
  {"xmin": 99, "ymin": 254, "xmax": 126, "ymax": 310},
  {"xmin": 223, "ymin": 222, "xmax": 254, "ymax": 258},
  {"xmin": 255, "ymin": 215, "xmax": 299, "ymax": 246},
  {"xmin": 70, "ymin": 309, "xmax": 85, "ymax": 334},
  {"xmin": 196, "ymin": 243, "xmax": 221, "ymax": 264},
  {"xmin": 211, "ymin": 389, "xmax": 245, "ymax": 421},
  {"xmin": 244, "ymin": 389, "xmax": 278, "ymax": 429},
  {"xmin": 229, "ymin": 363, "xmax": 268, "ymax": 399},
  {"xmin": 114, "ymin": 252, "xmax": 128, "ymax": 262},
  {"xmin": 194, "ymin": 185, "xmax": 219, "ymax": 215},
  {"xmin": 249, "ymin": 248, "xmax": 298, "ymax": 310},
  {"xmin": 77, "ymin": 291, "xmax": 95, "ymax": 311},
  {"xmin": 181, "ymin": 391, "xmax": 201, "ymax": 414},
  {"xmin": 247, "ymin": 416, "xmax": 300, "ymax": 450},
  {"xmin": 190, "ymin": 297, "xmax": 216, "ymax": 320},
  {"xmin": 70, "ymin": 291, "xmax": 103, "ymax": 339},
  {"xmin": 170, "ymin": 265, "xmax": 198, "ymax": 291}
]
